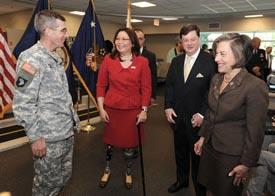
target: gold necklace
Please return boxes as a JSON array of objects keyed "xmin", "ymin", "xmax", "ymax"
[
  {"xmin": 223, "ymin": 74, "xmax": 232, "ymax": 83},
  {"xmin": 223, "ymin": 68, "xmax": 241, "ymax": 83}
]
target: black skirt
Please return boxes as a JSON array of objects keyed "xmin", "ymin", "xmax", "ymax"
[{"xmin": 198, "ymin": 142, "xmax": 243, "ymax": 196}]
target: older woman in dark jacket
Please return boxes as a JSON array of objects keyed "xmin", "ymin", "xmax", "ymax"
[{"xmin": 194, "ymin": 33, "xmax": 269, "ymax": 196}]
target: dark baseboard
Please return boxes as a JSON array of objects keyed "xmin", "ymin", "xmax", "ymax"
[{"xmin": 0, "ymin": 107, "xmax": 99, "ymax": 143}]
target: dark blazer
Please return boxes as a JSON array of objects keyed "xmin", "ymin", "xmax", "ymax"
[
  {"xmin": 199, "ymin": 69, "xmax": 268, "ymax": 167},
  {"xmin": 141, "ymin": 48, "xmax": 157, "ymax": 99},
  {"xmin": 165, "ymin": 50, "xmax": 216, "ymax": 123},
  {"xmin": 165, "ymin": 50, "xmax": 216, "ymax": 195},
  {"xmin": 246, "ymin": 48, "xmax": 267, "ymax": 76}
]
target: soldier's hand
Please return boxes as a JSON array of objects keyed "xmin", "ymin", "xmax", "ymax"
[{"xmin": 31, "ymin": 137, "xmax": 46, "ymax": 157}]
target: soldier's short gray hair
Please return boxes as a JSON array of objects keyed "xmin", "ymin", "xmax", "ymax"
[{"xmin": 34, "ymin": 10, "xmax": 66, "ymax": 35}]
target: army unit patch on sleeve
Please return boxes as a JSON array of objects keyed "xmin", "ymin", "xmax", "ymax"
[
  {"xmin": 15, "ymin": 63, "xmax": 37, "ymax": 91},
  {"xmin": 16, "ymin": 76, "xmax": 28, "ymax": 87}
]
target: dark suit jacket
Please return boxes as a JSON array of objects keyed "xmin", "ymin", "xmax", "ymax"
[
  {"xmin": 199, "ymin": 69, "xmax": 268, "ymax": 167},
  {"xmin": 165, "ymin": 50, "xmax": 216, "ymax": 129},
  {"xmin": 141, "ymin": 48, "xmax": 157, "ymax": 99},
  {"xmin": 246, "ymin": 48, "xmax": 267, "ymax": 76}
]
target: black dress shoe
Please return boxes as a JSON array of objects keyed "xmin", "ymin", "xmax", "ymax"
[{"xmin": 168, "ymin": 181, "xmax": 188, "ymax": 193}]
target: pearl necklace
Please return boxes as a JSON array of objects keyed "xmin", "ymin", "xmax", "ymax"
[{"xmin": 119, "ymin": 54, "xmax": 132, "ymax": 62}]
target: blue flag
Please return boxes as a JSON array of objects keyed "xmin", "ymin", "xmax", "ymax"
[
  {"xmin": 61, "ymin": 42, "xmax": 78, "ymax": 104},
  {"xmin": 13, "ymin": 0, "xmax": 48, "ymax": 58},
  {"xmin": 12, "ymin": 0, "xmax": 77, "ymax": 104},
  {"xmin": 70, "ymin": 0, "xmax": 105, "ymax": 99}
]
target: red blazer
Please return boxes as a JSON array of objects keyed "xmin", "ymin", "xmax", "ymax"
[{"xmin": 96, "ymin": 54, "xmax": 151, "ymax": 109}]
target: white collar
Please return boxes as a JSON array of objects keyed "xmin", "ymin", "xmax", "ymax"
[
  {"xmin": 140, "ymin": 47, "xmax": 144, "ymax": 54},
  {"xmin": 185, "ymin": 48, "xmax": 200, "ymax": 60}
]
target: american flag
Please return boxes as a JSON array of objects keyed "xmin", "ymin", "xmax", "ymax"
[{"xmin": 0, "ymin": 28, "xmax": 16, "ymax": 118}]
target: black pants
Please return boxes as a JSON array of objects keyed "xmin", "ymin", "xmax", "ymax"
[{"xmin": 172, "ymin": 121, "xmax": 206, "ymax": 196}]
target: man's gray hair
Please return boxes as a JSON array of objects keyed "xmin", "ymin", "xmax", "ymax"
[{"xmin": 34, "ymin": 10, "xmax": 65, "ymax": 35}]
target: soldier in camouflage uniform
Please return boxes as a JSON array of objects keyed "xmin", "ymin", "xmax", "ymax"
[{"xmin": 12, "ymin": 10, "xmax": 80, "ymax": 196}]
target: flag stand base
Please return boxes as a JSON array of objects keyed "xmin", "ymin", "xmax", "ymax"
[{"xmin": 81, "ymin": 124, "xmax": 96, "ymax": 132}]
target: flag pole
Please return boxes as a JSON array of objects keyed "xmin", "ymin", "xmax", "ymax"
[
  {"xmin": 81, "ymin": 0, "xmax": 97, "ymax": 132},
  {"xmin": 91, "ymin": 0, "xmax": 97, "ymax": 72},
  {"xmin": 127, "ymin": 1, "xmax": 146, "ymax": 194},
  {"xmin": 126, "ymin": 0, "xmax": 132, "ymax": 29},
  {"xmin": 128, "ymin": 1, "xmax": 146, "ymax": 193},
  {"xmin": 48, "ymin": 0, "xmax": 51, "ymax": 9}
]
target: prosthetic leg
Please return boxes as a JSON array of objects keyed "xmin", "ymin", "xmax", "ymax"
[
  {"xmin": 124, "ymin": 148, "xmax": 138, "ymax": 189},
  {"xmin": 99, "ymin": 144, "xmax": 112, "ymax": 188}
]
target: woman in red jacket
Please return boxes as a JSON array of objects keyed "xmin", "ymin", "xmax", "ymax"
[{"xmin": 96, "ymin": 28, "xmax": 151, "ymax": 189}]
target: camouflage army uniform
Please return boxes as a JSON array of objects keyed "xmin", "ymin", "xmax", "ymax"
[{"xmin": 13, "ymin": 41, "xmax": 80, "ymax": 196}]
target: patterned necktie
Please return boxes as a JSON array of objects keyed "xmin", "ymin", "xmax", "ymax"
[{"xmin": 184, "ymin": 56, "xmax": 192, "ymax": 82}]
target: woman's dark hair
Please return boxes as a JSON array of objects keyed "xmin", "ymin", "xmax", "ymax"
[
  {"xmin": 212, "ymin": 33, "xmax": 252, "ymax": 68},
  {"xmin": 110, "ymin": 28, "xmax": 140, "ymax": 59},
  {"xmin": 104, "ymin": 40, "xmax": 113, "ymax": 53}
]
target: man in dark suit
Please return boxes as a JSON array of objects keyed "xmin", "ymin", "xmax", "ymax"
[
  {"xmin": 165, "ymin": 24, "xmax": 216, "ymax": 196},
  {"xmin": 246, "ymin": 37, "xmax": 267, "ymax": 80},
  {"xmin": 266, "ymin": 46, "xmax": 273, "ymax": 75},
  {"xmin": 134, "ymin": 29, "xmax": 157, "ymax": 103}
]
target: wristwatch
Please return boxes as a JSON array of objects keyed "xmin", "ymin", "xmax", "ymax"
[{"xmin": 141, "ymin": 108, "xmax": 148, "ymax": 112}]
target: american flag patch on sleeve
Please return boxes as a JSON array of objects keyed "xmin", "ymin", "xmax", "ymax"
[{"xmin": 21, "ymin": 63, "xmax": 37, "ymax": 75}]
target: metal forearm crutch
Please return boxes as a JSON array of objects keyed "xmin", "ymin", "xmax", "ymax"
[{"xmin": 137, "ymin": 123, "xmax": 146, "ymax": 196}]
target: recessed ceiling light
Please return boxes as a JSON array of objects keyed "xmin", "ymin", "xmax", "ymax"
[
  {"xmin": 69, "ymin": 11, "xmax": 85, "ymax": 16},
  {"xmin": 131, "ymin": 1, "xmax": 156, "ymax": 8},
  {"xmin": 131, "ymin": 19, "xmax": 143, "ymax": 23},
  {"xmin": 125, "ymin": 18, "xmax": 143, "ymax": 23},
  {"xmin": 244, "ymin": 14, "xmax": 263, "ymax": 18},
  {"xmin": 162, "ymin": 17, "xmax": 178, "ymax": 21}
]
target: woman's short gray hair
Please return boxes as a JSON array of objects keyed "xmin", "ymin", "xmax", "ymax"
[{"xmin": 212, "ymin": 33, "xmax": 252, "ymax": 68}]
